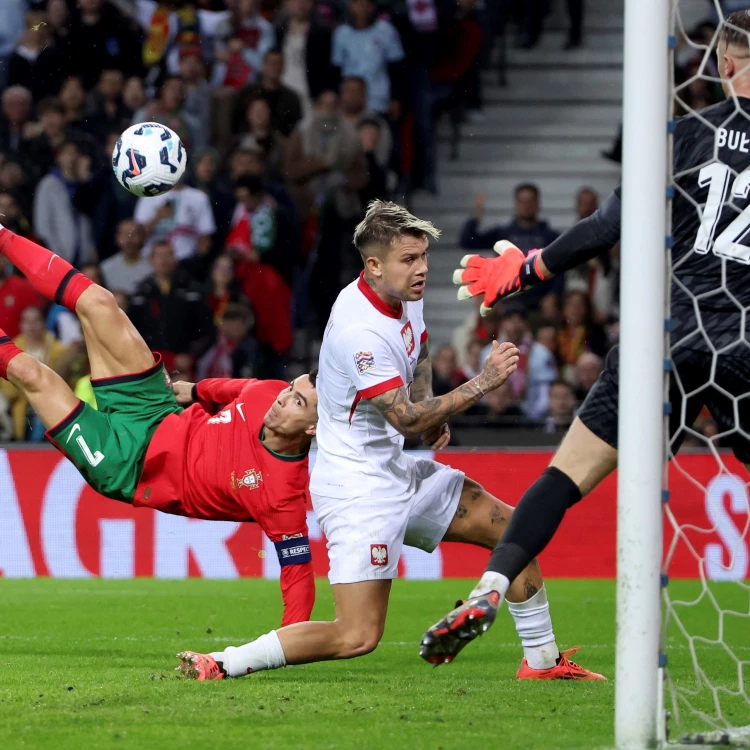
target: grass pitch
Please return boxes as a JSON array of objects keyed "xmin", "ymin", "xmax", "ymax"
[{"xmin": 0, "ymin": 579, "xmax": 744, "ymax": 750}]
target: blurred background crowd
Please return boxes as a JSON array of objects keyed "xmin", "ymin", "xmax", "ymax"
[{"xmin": 0, "ymin": 0, "xmax": 727, "ymax": 445}]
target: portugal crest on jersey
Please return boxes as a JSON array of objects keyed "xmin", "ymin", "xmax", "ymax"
[{"xmin": 231, "ymin": 468, "xmax": 263, "ymax": 491}]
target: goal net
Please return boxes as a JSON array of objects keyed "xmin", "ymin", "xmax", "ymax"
[{"xmin": 661, "ymin": 0, "xmax": 750, "ymax": 745}]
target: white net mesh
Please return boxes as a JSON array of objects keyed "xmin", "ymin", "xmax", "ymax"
[{"xmin": 663, "ymin": 1, "xmax": 750, "ymax": 744}]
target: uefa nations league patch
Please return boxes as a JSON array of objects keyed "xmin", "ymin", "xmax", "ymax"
[{"xmin": 354, "ymin": 351, "xmax": 376, "ymax": 374}]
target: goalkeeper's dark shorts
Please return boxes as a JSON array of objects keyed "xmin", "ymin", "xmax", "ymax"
[{"xmin": 578, "ymin": 343, "xmax": 750, "ymax": 464}]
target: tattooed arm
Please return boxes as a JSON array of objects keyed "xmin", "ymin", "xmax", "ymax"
[
  {"xmin": 370, "ymin": 341, "xmax": 519, "ymax": 439},
  {"xmin": 410, "ymin": 341, "xmax": 433, "ymax": 403}
]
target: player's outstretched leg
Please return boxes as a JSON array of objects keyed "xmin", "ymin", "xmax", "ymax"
[
  {"xmin": 0, "ymin": 227, "xmax": 154, "ymax": 379},
  {"xmin": 419, "ymin": 452, "xmax": 611, "ymax": 679},
  {"xmin": 0, "ymin": 331, "xmax": 82, "ymax": 432},
  {"xmin": 178, "ymin": 581, "xmax": 391, "ymax": 679}
]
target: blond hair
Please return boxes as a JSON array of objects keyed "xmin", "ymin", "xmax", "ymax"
[{"xmin": 353, "ymin": 200, "xmax": 440, "ymax": 259}]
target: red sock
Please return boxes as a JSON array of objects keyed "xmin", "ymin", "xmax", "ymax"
[
  {"xmin": 0, "ymin": 228, "xmax": 94, "ymax": 312},
  {"xmin": 0, "ymin": 333, "xmax": 23, "ymax": 380}
]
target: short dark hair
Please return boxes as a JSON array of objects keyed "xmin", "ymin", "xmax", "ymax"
[
  {"xmin": 222, "ymin": 302, "xmax": 252, "ymax": 322},
  {"xmin": 514, "ymin": 183, "xmax": 540, "ymax": 198},
  {"xmin": 353, "ymin": 200, "xmax": 440, "ymax": 259},
  {"xmin": 721, "ymin": 10, "xmax": 750, "ymax": 49},
  {"xmin": 358, "ymin": 116, "xmax": 381, "ymax": 131},
  {"xmin": 234, "ymin": 174, "xmax": 264, "ymax": 196},
  {"xmin": 550, "ymin": 379, "xmax": 574, "ymax": 393},
  {"xmin": 342, "ymin": 75, "xmax": 367, "ymax": 89},
  {"xmin": 309, "ymin": 368, "xmax": 318, "ymax": 388}
]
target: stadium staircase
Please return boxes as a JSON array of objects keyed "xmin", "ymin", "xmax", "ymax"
[{"xmin": 412, "ymin": 0, "xmax": 625, "ymax": 349}]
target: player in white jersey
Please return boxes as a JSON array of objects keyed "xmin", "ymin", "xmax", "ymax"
[{"xmin": 179, "ymin": 201, "xmax": 602, "ymax": 681}]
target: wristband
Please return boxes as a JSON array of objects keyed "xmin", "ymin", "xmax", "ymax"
[
  {"xmin": 518, "ymin": 250, "xmax": 549, "ymax": 289},
  {"xmin": 191, "ymin": 383, "xmax": 199, "ymax": 403}
]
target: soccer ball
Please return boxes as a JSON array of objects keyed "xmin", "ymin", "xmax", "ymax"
[{"xmin": 112, "ymin": 123, "xmax": 187, "ymax": 197}]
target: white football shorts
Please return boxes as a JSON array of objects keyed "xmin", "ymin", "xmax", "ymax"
[{"xmin": 312, "ymin": 457, "xmax": 465, "ymax": 584}]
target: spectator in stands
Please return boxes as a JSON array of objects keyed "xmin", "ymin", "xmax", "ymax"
[
  {"xmin": 203, "ymin": 253, "xmax": 248, "ymax": 324},
  {"xmin": 58, "ymin": 76, "xmax": 89, "ymax": 132},
  {"xmin": 212, "ymin": 0, "xmax": 276, "ymax": 86},
  {"xmin": 574, "ymin": 351, "xmax": 603, "ymax": 402},
  {"xmin": 122, "ymin": 75, "xmax": 148, "ymax": 114},
  {"xmin": 0, "ymin": 85, "xmax": 33, "ymax": 154},
  {"xmin": 196, "ymin": 301, "xmax": 257, "ymax": 380},
  {"xmin": 7, "ymin": 10, "xmax": 66, "ymax": 102},
  {"xmin": 557, "ymin": 290, "xmax": 608, "ymax": 382},
  {"xmin": 236, "ymin": 96, "xmax": 286, "ymax": 180},
  {"xmin": 543, "ymin": 380, "xmax": 577, "ymax": 434},
  {"xmin": 340, "ymin": 76, "xmax": 392, "ymax": 169},
  {"xmin": 134, "ymin": 178, "xmax": 217, "ymax": 264},
  {"xmin": 432, "ymin": 344, "xmax": 467, "ymax": 396},
  {"xmin": 190, "ymin": 147, "xmax": 236, "ymax": 253},
  {"xmin": 483, "ymin": 384, "xmax": 524, "ymax": 425},
  {"xmin": 0, "ymin": 189, "xmax": 32, "ymax": 238},
  {"xmin": 0, "ymin": 305, "xmax": 78, "ymax": 441},
  {"xmin": 460, "ymin": 185, "xmax": 559, "ymax": 253},
  {"xmin": 0, "ymin": 254, "xmax": 43, "ymax": 340},
  {"xmin": 46, "ymin": 0, "xmax": 71, "ymax": 48},
  {"xmin": 461, "ymin": 338, "xmax": 484, "ymax": 380},
  {"xmin": 332, "ymin": 0, "xmax": 405, "ymax": 117},
  {"xmin": 62, "ymin": 0, "xmax": 143, "ymax": 90},
  {"xmin": 20, "ymin": 98, "xmax": 74, "ymax": 180},
  {"xmin": 0, "ymin": 0, "xmax": 26, "ymax": 90},
  {"xmin": 232, "ymin": 49, "xmax": 303, "ymax": 139},
  {"xmin": 283, "ymin": 90, "xmax": 366, "ymax": 222},
  {"xmin": 276, "ymin": 0, "xmax": 340, "ymax": 115},
  {"xmin": 483, "ymin": 305, "xmax": 533, "ymax": 400},
  {"xmin": 564, "ymin": 187, "xmax": 615, "ymax": 325},
  {"xmin": 133, "ymin": 76, "xmax": 204, "ymax": 152},
  {"xmin": 85, "ymin": 69, "xmax": 132, "ymax": 143},
  {"xmin": 524, "ymin": 325, "xmax": 559, "ymax": 420},
  {"xmin": 227, "ymin": 142, "xmax": 297, "ymax": 217},
  {"xmin": 0, "ymin": 158, "xmax": 31, "ymax": 217},
  {"xmin": 128, "ymin": 241, "xmax": 215, "ymax": 373},
  {"xmin": 100, "ymin": 220, "xmax": 152, "ymax": 296},
  {"xmin": 227, "ymin": 174, "xmax": 300, "ymax": 287},
  {"xmin": 358, "ymin": 118, "xmax": 390, "ymax": 204},
  {"xmin": 179, "ymin": 46, "xmax": 212, "ymax": 143},
  {"xmin": 33, "ymin": 139, "xmax": 97, "ymax": 267}
]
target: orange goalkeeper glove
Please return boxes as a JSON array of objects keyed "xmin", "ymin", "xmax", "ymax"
[{"xmin": 452, "ymin": 240, "xmax": 549, "ymax": 316}]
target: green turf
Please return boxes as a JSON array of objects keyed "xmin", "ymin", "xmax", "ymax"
[{"xmin": 0, "ymin": 579, "xmax": 745, "ymax": 750}]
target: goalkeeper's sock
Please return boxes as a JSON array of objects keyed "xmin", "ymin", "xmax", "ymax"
[
  {"xmin": 0, "ymin": 331, "xmax": 23, "ymax": 381},
  {"xmin": 507, "ymin": 585, "xmax": 559, "ymax": 670},
  {"xmin": 209, "ymin": 630, "xmax": 287, "ymax": 677},
  {"xmin": 484, "ymin": 467, "xmax": 581, "ymax": 583},
  {"xmin": 0, "ymin": 227, "xmax": 93, "ymax": 313}
]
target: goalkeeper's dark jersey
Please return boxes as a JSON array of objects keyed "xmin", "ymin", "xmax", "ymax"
[
  {"xmin": 670, "ymin": 95, "xmax": 750, "ymax": 349},
  {"xmin": 543, "ymin": 95, "xmax": 750, "ymax": 351}
]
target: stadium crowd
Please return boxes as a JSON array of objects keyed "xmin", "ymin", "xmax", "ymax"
[{"xmin": 0, "ymin": 0, "xmax": 721, "ymax": 445}]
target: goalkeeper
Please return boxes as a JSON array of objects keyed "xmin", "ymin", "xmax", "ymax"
[
  {"xmin": 421, "ymin": 9, "xmax": 750, "ymax": 663},
  {"xmin": 0, "ymin": 225, "xmax": 318, "ymax": 627}
]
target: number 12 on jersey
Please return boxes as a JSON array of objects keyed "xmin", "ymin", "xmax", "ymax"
[{"xmin": 693, "ymin": 163, "xmax": 750, "ymax": 264}]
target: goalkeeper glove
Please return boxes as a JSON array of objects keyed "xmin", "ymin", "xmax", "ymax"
[{"xmin": 452, "ymin": 240, "xmax": 550, "ymax": 316}]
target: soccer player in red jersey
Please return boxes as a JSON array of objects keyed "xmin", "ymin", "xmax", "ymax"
[{"xmin": 0, "ymin": 225, "xmax": 318, "ymax": 626}]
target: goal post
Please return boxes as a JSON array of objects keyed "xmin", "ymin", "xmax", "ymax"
[{"xmin": 615, "ymin": 0, "xmax": 670, "ymax": 748}]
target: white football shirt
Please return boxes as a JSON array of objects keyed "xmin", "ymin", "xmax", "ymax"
[{"xmin": 310, "ymin": 273, "xmax": 428, "ymax": 499}]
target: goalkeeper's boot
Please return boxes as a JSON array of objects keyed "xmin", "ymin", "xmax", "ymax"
[
  {"xmin": 419, "ymin": 591, "xmax": 500, "ymax": 666},
  {"xmin": 176, "ymin": 651, "xmax": 225, "ymax": 681},
  {"xmin": 517, "ymin": 646, "xmax": 606, "ymax": 680}
]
